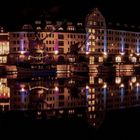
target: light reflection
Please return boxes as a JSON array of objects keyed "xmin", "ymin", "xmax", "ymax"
[
  {"xmin": 54, "ymin": 86, "xmax": 59, "ymax": 91},
  {"xmin": 115, "ymin": 77, "xmax": 121, "ymax": 84},
  {"xmin": 131, "ymin": 77, "xmax": 136, "ymax": 83},
  {"xmin": 2, "ymin": 74, "xmax": 140, "ymax": 129}
]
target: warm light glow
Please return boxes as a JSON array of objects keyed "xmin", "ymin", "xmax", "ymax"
[
  {"xmin": 120, "ymin": 83, "xmax": 124, "ymax": 88},
  {"xmin": 120, "ymin": 52, "xmax": 125, "ymax": 55},
  {"xmin": 37, "ymin": 111, "xmax": 41, "ymax": 115},
  {"xmin": 38, "ymin": 89, "xmax": 44, "ymax": 94},
  {"xmin": 90, "ymin": 76, "xmax": 94, "ymax": 84},
  {"xmin": 92, "ymin": 94, "xmax": 95, "ymax": 99},
  {"xmin": 54, "ymin": 50, "xmax": 58, "ymax": 55},
  {"xmin": 20, "ymin": 51, "xmax": 25, "ymax": 55},
  {"xmin": 55, "ymin": 86, "xmax": 59, "ymax": 91},
  {"xmin": 136, "ymin": 53, "xmax": 140, "ymax": 56},
  {"xmin": 59, "ymin": 110, "xmax": 64, "ymax": 114},
  {"xmin": 136, "ymin": 83, "xmax": 139, "ymax": 87},
  {"xmin": 92, "ymin": 106, "xmax": 95, "ymax": 111},
  {"xmin": 131, "ymin": 77, "xmax": 136, "ymax": 83},
  {"xmin": 92, "ymin": 100, "xmax": 95, "ymax": 105},
  {"xmin": 103, "ymin": 52, "xmax": 107, "ymax": 56},
  {"xmin": 115, "ymin": 56, "xmax": 121, "ymax": 63},
  {"xmin": 115, "ymin": 77, "xmax": 121, "ymax": 84},
  {"xmin": 129, "ymin": 82, "xmax": 132, "ymax": 86},
  {"xmin": 86, "ymin": 51, "xmax": 89, "ymax": 55},
  {"xmin": 103, "ymin": 83, "xmax": 107, "ymax": 88},
  {"xmin": 86, "ymin": 85, "xmax": 89, "ymax": 89},
  {"xmin": 130, "ymin": 54, "xmax": 133, "ymax": 57},
  {"xmin": 87, "ymin": 95, "xmax": 91, "ymax": 99},
  {"xmin": 21, "ymin": 88, "xmax": 25, "ymax": 92},
  {"xmin": 88, "ymin": 107, "xmax": 91, "ymax": 112},
  {"xmin": 98, "ymin": 78, "xmax": 103, "ymax": 84}
]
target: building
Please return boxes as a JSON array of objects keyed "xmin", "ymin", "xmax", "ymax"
[
  {"xmin": 8, "ymin": 20, "xmax": 86, "ymax": 64},
  {"xmin": 0, "ymin": 78, "xmax": 10, "ymax": 111},
  {"xmin": 86, "ymin": 8, "xmax": 140, "ymax": 72},
  {"xmin": 0, "ymin": 27, "xmax": 9, "ymax": 64},
  {"xmin": 6, "ymin": 8, "xmax": 140, "ymax": 73}
]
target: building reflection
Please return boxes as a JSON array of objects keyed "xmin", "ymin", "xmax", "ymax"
[
  {"xmin": 1, "ymin": 73, "xmax": 140, "ymax": 128},
  {"xmin": 0, "ymin": 78, "xmax": 10, "ymax": 111}
]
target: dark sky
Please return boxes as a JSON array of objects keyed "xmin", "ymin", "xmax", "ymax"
[{"xmin": 0, "ymin": 0, "xmax": 139, "ymax": 29}]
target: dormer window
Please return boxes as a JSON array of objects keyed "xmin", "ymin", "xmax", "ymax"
[
  {"xmin": 77, "ymin": 23, "xmax": 82, "ymax": 26},
  {"xmin": 67, "ymin": 26, "xmax": 75, "ymax": 31},
  {"xmin": 58, "ymin": 27, "xmax": 63, "ymax": 31},
  {"xmin": 93, "ymin": 22, "xmax": 96, "ymax": 25},
  {"xmin": 89, "ymin": 21, "xmax": 92, "ymax": 25},
  {"xmin": 36, "ymin": 26, "xmax": 41, "ymax": 30}
]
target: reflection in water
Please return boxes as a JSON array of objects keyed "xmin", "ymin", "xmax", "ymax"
[{"xmin": 1, "ymin": 73, "xmax": 140, "ymax": 129}]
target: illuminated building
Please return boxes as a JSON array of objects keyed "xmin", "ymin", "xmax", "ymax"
[
  {"xmin": 7, "ymin": 7, "xmax": 140, "ymax": 73},
  {"xmin": 0, "ymin": 27, "xmax": 9, "ymax": 64},
  {"xmin": 86, "ymin": 8, "xmax": 140, "ymax": 72},
  {"xmin": 5, "ymin": 73, "xmax": 140, "ymax": 128},
  {"xmin": 0, "ymin": 78, "xmax": 10, "ymax": 111},
  {"xmin": 9, "ymin": 21, "xmax": 85, "ymax": 64}
]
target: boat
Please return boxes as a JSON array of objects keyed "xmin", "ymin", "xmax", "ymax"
[{"xmin": 17, "ymin": 62, "xmax": 56, "ymax": 76}]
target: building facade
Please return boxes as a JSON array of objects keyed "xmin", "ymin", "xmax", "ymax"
[
  {"xmin": 86, "ymin": 8, "xmax": 140, "ymax": 67},
  {"xmin": 0, "ymin": 27, "xmax": 9, "ymax": 64},
  {"xmin": 3, "ymin": 8, "xmax": 140, "ymax": 72}
]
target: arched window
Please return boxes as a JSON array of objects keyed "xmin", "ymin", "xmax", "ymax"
[{"xmin": 115, "ymin": 56, "xmax": 121, "ymax": 63}]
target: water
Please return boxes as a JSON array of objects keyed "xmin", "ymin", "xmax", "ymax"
[{"xmin": 0, "ymin": 73, "xmax": 140, "ymax": 138}]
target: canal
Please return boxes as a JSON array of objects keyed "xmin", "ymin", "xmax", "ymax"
[{"xmin": 0, "ymin": 72, "xmax": 139, "ymax": 139}]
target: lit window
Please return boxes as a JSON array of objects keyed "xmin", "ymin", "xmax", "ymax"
[
  {"xmin": 92, "ymin": 88, "xmax": 95, "ymax": 93},
  {"xmin": 115, "ymin": 56, "xmax": 121, "ymax": 62},
  {"xmin": 92, "ymin": 29, "xmax": 95, "ymax": 33},
  {"xmin": 89, "ymin": 56, "xmax": 94, "ymax": 64},
  {"xmin": 88, "ymin": 107, "xmax": 91, "ymax": 112},
  {"xmin": 98, "ymin": 78, "xmax": 103, "ymax": 84},
  {"xmin": 92, "ymin": 94, "xmax": 95, "ymax": 99},
  {"xmin": 90, "ymin": 76, "xmax": 94, "ymax": 84},
  {"xmin": 92, "ymin": 42, "xmax": 95, "ymax": 46},
  {"xmin": 99, "ymin": 57, "xmax": 103, "ymax": 62},
  {"xmin": 92, "ymin": 100, "xmax": 95, "ymax": 105},
  {"xmin": 88, "ymin": 101, "xmax": 91, "ymax": 105},
  {"xmin": 87, "ymin": 95, "xmax": 91, "ymax": 99},
  {"xmin": 131, "ymin": 57, "xmax": 137, "ymax": 63},
  {"xmin": 115, "ymin": 77, "xmax": 121, "ymax": 84},
  {"xmin": 92, "ymin": 106, "xmax": 95, "ymax": 111},
  {"xmin": 89, "ymin": 21, "xmax": 92, "ymax": 25},
  {"xmin": 88, "ymin": 29, "xmax": 92, "ymax": 33},
  {"xmin": 131, "ymin": 77, "xmax": 136, "ymax": 83}
]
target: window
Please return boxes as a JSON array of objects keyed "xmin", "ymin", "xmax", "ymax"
[
  {"xmin": 59, "ymin": 95, "xmax": 64, "ymax": 100},
  {"xmin": 90, "ymin": 56, "xmax": 94, "ymax": 64},
  {"xmin": 58, "ymin": 48, "xmax": 64, "ymax": 53},
  {"xmin": 115, "ymin": 56, "xmax": 121, "ymax": 62},
  {"xmin": 89, "ymin": 21, "xmax": 92, "ymax": 25},
  {"xmin": 99, "ymin": 57, "xmax": 103, "ymax": 62},
  {"xmin": 88, "ymin": 29, "xmax": 91, "ymax": 33},
  {"xmin": 58, "ymin": 34, "xmax": 64, "ymax": 39},
  {"xmin": 94, "ymin": 22, "xmax": 96, "ymax": 25},
  {"xmin": 58, "ymin": 41, "xmax": 64, "ymax": 46},
  {"xmin": 92, "ymin": 29, "xmax": 95, "ymax": 33}
]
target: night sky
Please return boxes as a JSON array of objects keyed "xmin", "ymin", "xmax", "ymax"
[{"xmin": 0, "ymin": 0, "xmax": 139, "ymax": 30}]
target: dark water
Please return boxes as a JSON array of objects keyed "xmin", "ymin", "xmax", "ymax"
[{"xmin": 0, "ymin": 73, "xmax": 140, "ymax": 138}]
